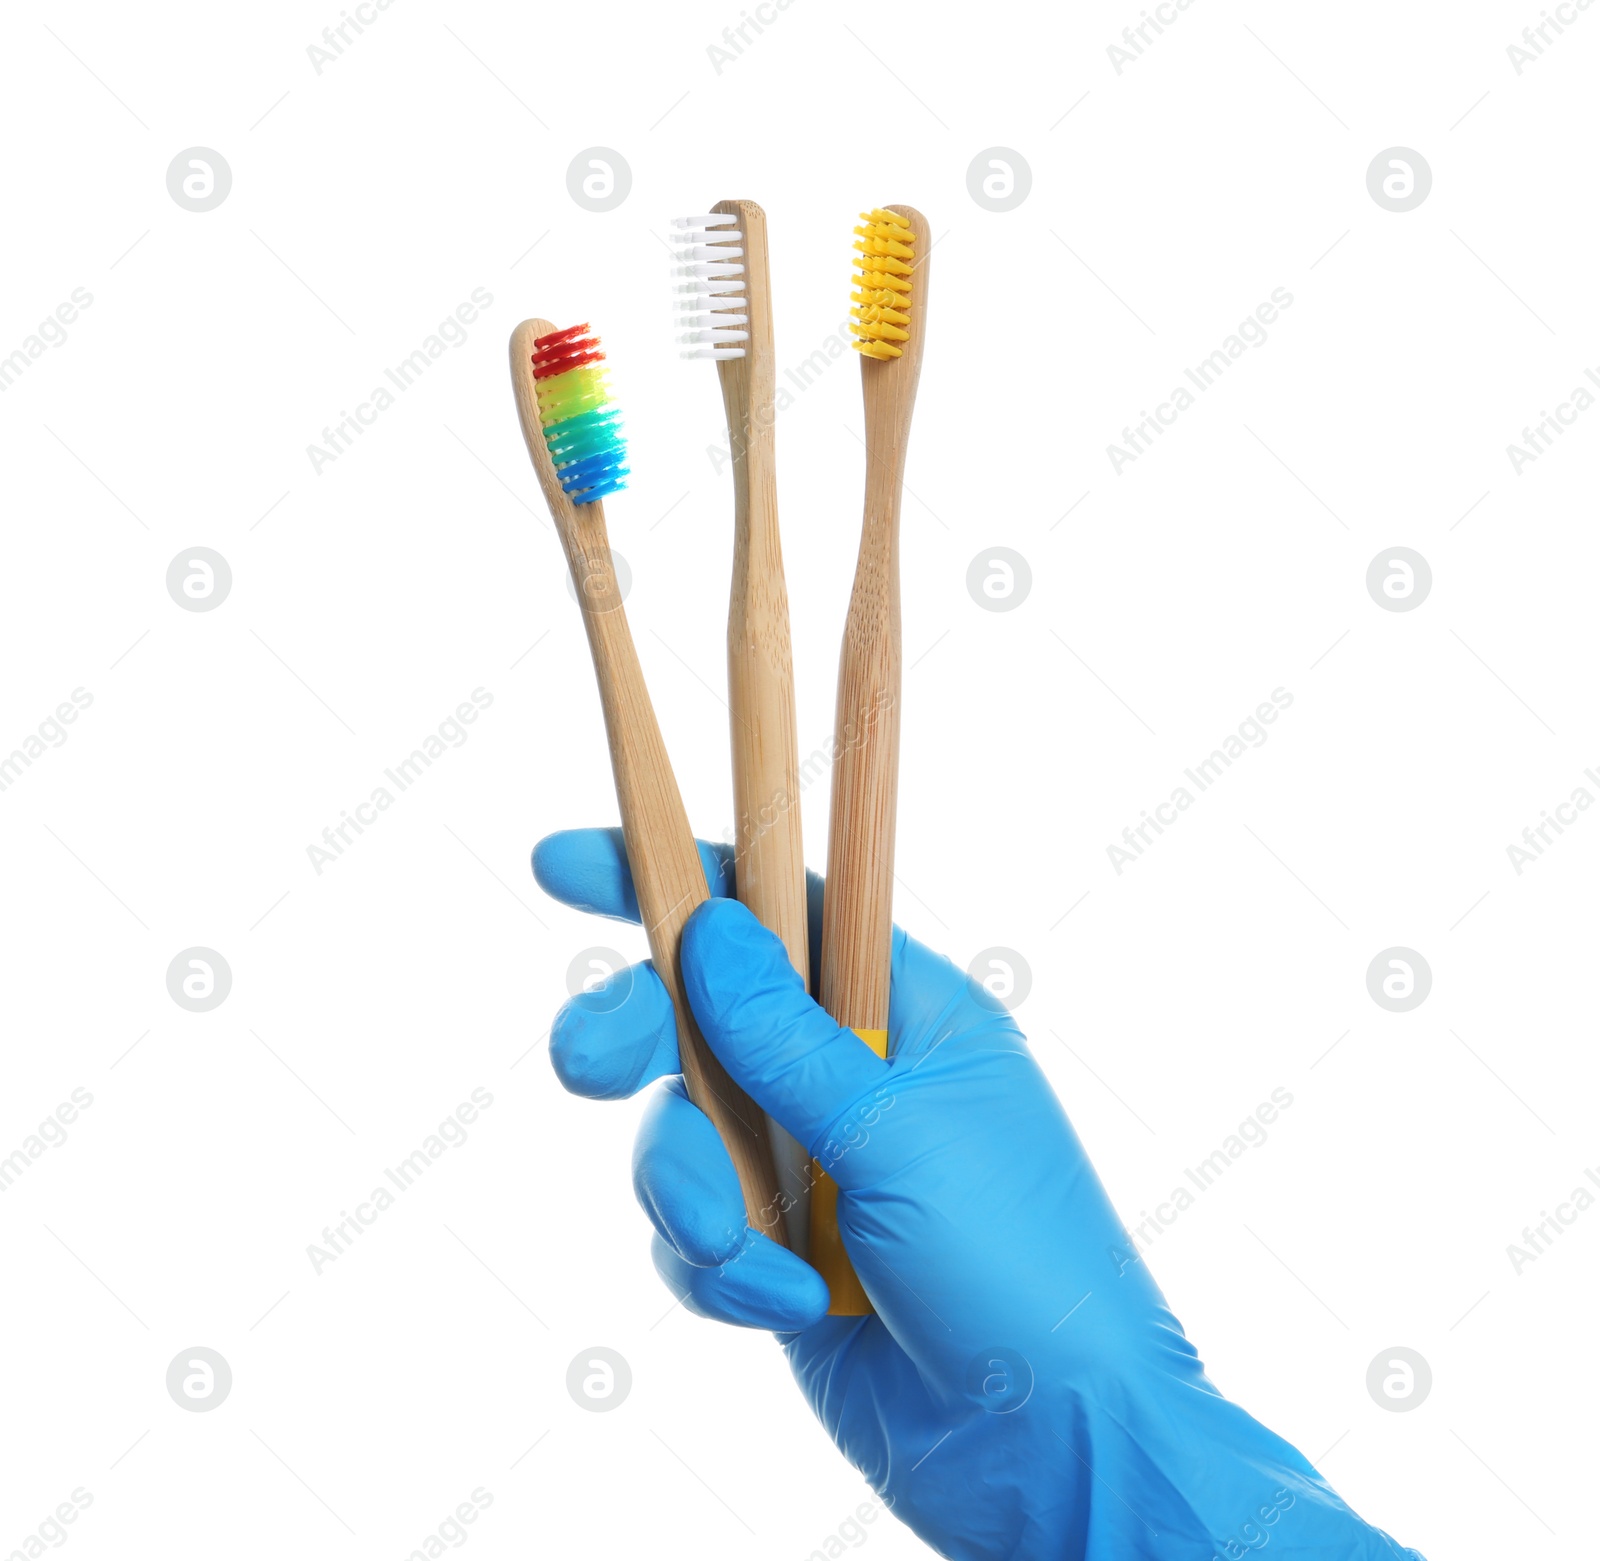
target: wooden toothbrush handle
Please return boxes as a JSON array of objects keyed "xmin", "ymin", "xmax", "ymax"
[
  {"xmin": 574, "ymin": 536, "xmax": 785, "ymax": 1242},
  {"xmin": 717, "ymin": 200, "xmax": 810, "ymax": 985},
  {"xmin": 813, "ymin": 492, "xmax": 901, "ymax": 1315},
  {"xmin": 819, "ymin": 455, "xmax": 904, "ymax": 1036},
  {"xmin": 727, "ymin": 504, "xmax": 809, "ymax": 981}
]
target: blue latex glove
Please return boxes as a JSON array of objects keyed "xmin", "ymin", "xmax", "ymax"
[{"xmin": 535, "ymin": 828, "xmax": 1425, "ymax": 1561}]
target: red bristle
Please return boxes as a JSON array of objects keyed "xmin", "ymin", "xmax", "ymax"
[
  {"xmin": 533, "ymin": 323, "xmax": 589, "ymax": 348},
  {"xmin": 531, "ymin": 322, "xmax": 606, "ymax": 380}
]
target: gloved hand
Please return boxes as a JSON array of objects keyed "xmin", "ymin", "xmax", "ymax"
[{"xmin": 534, "ymin": 827, "xmax": 1425, "ymax": 1561}]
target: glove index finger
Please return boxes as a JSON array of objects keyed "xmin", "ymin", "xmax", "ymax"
[
  {"xmin": 681, "ymin": 898, "xmax": 890, "ymax": 1160},
  {"xmin": 532, "ymin": 827, "xmax": 733, "ymax": 923}
]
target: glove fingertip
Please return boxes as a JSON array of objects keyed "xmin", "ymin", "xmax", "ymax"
[
  {"xmin": 652, "ymin": 1231, "xmax": 831, "ymax": 1333},
  {"xmin": 532, "ymin": 827, "xmax": 639, "ymax": 921},
  {"xmin": 632, "ymin": 1085, "xmax": 748, "ymax": 1267},
  {"xmin": 682, "ymin": 898, "xmax": 803, "ymax": 1014},
  {"xmin": 549, "ymin": 973, "xmax": 676, "ymax": 1100}
]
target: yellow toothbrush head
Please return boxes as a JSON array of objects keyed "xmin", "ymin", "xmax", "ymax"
[{"xmin": 849, "ymin": 208, "xmax": 915, "ymax": 360}]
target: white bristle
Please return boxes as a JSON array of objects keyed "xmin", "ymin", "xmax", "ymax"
[
  {"xmin": 671, "ymin": 262, "xmax": 743, "ymax": 281},
  {"xmin": 673, "ymin": 277, "xmax": 743, "ymax": 295},
  {"xmin": 675, "ymin": 243, "xmax": 745, "ymax": 263},
  {"xmin": 671, "ymin": 211, "xmax": 748, "ymax": 361}
]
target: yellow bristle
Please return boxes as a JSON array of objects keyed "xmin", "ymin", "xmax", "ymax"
[
  {"xmin": 850, "ymin": 208, "xmax": 915, "ymax": 360},
  {"xmin": 536, "ymin": 364, "xmax": 611, "ymax": 425}
]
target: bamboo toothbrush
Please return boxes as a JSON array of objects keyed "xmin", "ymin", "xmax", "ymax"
[
  {"xmin": 671, "ymin": 202, "xmax": 812, "ymax": 1256},
  {"xmin": 509, "ymin": 317, "xmax": 786, "ymax": 1243},
  {"xmin": 813, "ymin": 206, "xmax": 930, "ymax": 1314}
]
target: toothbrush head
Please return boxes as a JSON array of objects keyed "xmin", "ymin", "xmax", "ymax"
[
  {"xmin": 670, "ymin": 213, "xmax": 749, "ymax": 360},
  {"xmin": 530, "ymin": 324, "xmax": 629, "ymax": 503},
  {"xmin": 849, "ymin": 207, "xmax": 915, "ymax": 361}
]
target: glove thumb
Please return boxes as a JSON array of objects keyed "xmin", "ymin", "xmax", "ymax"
[{"xmin": 681, "ymin": 898, "xmax": 889, "ymax": 1161}]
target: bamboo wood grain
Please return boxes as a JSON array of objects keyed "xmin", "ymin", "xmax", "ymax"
[
  {"xmin": 509, "ymin": 317, "xmax": 786, "ymax": 1243},
  {"xmin": 815, "ymin": 206, "xmax": 931, "ymax": 1312},
  {"xmin": 708, "ymin": 199, "xmax": 813, "ymax": 1256}
]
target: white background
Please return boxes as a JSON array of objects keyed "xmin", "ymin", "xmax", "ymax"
[{"xmin": 1, "ymin": 1, "xmax": 1595, "ymax": 1556}]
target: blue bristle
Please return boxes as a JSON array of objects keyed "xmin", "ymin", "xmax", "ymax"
[{"xmin": 559, "ymin": 455, "xmax": 629, "ymax": 501}]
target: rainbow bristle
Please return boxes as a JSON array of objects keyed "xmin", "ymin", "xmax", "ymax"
[
  {"xmin": 850, "ymin": 208, "xmax": 914, "ymax": 361},
  {"xmin": 530, "ymin": 324, "xmax": 629, "ymax": 503}
]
